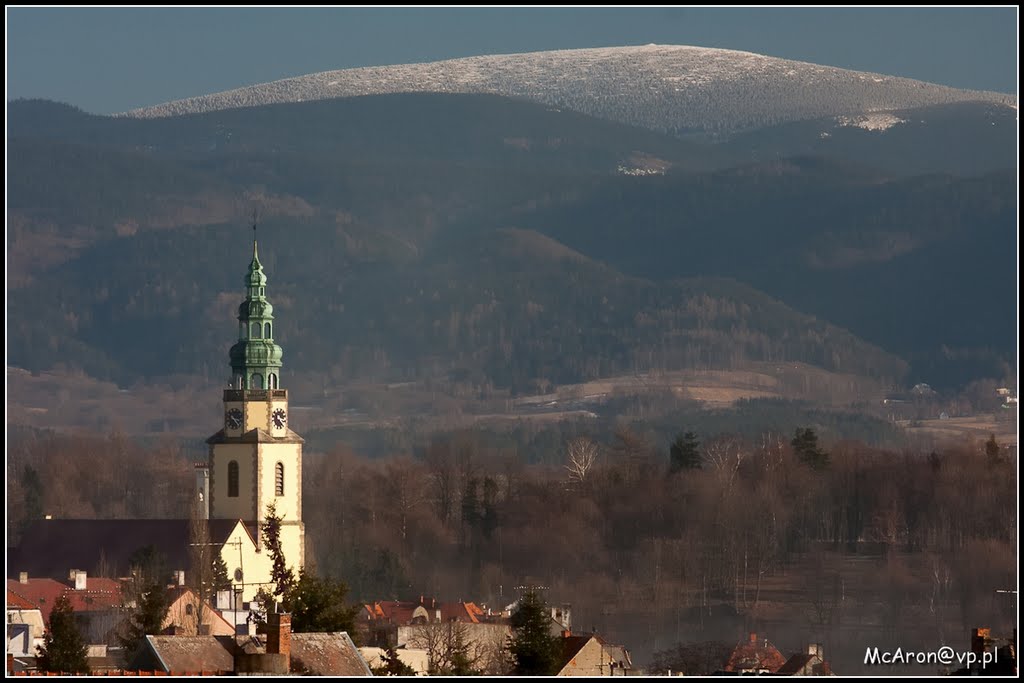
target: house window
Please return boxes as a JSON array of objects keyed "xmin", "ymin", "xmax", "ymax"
[
  {"xmin": 251, "ymin": 373, "xmax": 263, "ymax": 389},
  {"xmin": 228, "ymin": 461, "xmax": 239, "ymax": 497},
  {"xmin": 185, "ymin": 604, "xmax": 194, "ymax": 616},
  {"xmin": 275, "ymin": 462, "xmax": 284, "ymax": 497}
]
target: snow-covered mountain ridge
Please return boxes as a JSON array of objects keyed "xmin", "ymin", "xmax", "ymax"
[{"xmin": 122, "ymin": 45, "xmax": 1015, "ymax": 135}]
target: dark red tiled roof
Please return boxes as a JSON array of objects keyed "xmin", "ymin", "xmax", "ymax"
[
  {"xmin": 6, "ymin": 577, "xmax": 125, "ymax": 622},
  {"xmin": 7, "ymin": 589, "xmax": 38, "ymax": 610}
]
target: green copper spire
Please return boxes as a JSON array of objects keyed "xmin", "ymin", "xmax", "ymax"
[{"xmin": 229, "ymin": 235, "xmax": 283, "ymax": 390}]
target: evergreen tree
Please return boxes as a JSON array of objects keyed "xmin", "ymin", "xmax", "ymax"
[
  {"xmin": 792, "ymin": 427, "xmax": 829, "ymax": 469},
  {"xmin": 260, "ymin": 502, "xmax": 357, "ymax": 634},
  {"xmin": 670, "ymin": 431, "xmax": 702, "ymax": 472},
  {"xmin": 985, "ymin": 433, "xmax": 1002, "ymax": 463},
  {"xmin": 508, "ymin": 590, "xmax": 562, "ymax": 675},
  {"xmin": 481, "ymin": 476, "xmax": 500, "ymax": 540},
  {"xmin": 118, "ymin": 581, "xmax": 171, "ymax": 659},
  {"xmin": 36, "ymin": 594, "xmax": 89, "ymax": 674},
  {"xmin": 211, "ymin": 553, "xmax": 231, "ymax": 590},
  {"xmin": 373, "ymin": 643, "xmax": 416, "ymax": 676},
  {"xmin": 261, "ymin": 501, "xmax": 296, "ymax": 600},
  {"xmin": 22, "ymin": 464, "xmax": 43, "ymax": 523},
  {"xmin": 287, "ymin": 570, "xmax": 359, "ymax": 635}
]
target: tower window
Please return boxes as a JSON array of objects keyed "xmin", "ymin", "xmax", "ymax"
[
  {"xmin": 251, "ymin": 322, "xmax": 261, "ymax": 339},
  {"xmin": 251, "ymin": 373, "xmax": 263, "ymax": 389},
  {"xmin": 264, "ymin": 322, "xmax": 271, "ymax": 339},
  {"xmin": 228, "ymin": 461, "xmax": 239, "ymax": 498},
  {"xmin": 275, "ymin": 462, "xmax": 284, "ymax": 497},
  {"xmin": 269, "ymin": 373, "xmax": 278, "ymax": 389}
]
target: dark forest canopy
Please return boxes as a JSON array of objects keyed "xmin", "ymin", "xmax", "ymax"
[{"xmin": 5, "ymin": 424, "xmax": 1016, "ymax": 674}]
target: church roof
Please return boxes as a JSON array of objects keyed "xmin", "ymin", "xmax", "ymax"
[
  {"xmin": 206, "ymin": 427, "xmax": 304, "ymax": 445},
  {"xmin": 7, "ymin": 518, "xmax": 256, "ymax": 582}
]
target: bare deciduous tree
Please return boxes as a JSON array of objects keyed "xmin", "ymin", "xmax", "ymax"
[
  {"xmin": 565, "ymin": 437, "xmax": 599, "ymax": 483},
  {"xmin": 702, "ymin": 435, "xmax": 745, "ymax": 488},
  {"xmin": 406, "ymin": 619, "xmax": 480, "ymax": 675}
]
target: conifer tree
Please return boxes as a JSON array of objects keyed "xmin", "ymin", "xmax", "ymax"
[
  {"xmin": 36, "ymin": 594, "xmax": 90, "ymax": 674},
  {"xmin": 373, "ymin": 643, "xmax": 416, "ymax": 676},
  {"xmin": 670, "ymin": 431, "xmax": 702, "ymax": 471},
  {"xmin": 508, "ymin": 590, "xmax": 562, "ymax": 675}
]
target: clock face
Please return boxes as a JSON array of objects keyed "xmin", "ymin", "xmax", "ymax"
[
  {"xmin": 272, "ymin": 408, "xmax": 287, "ymax": 429},
  {"xmin": 225, "ymin": 408, "xmax": 243, "ymax": 430}
]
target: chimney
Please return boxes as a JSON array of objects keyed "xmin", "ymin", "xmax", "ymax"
[
  {"xmin": 562, "ymin": 629, "xmax": 572, "ymax": 638},
  {"xmin": 18, "ymin": 572, "xmax": 28, "ymax": 585},
  {"xmin": 267, "ymin": 612, "xmax": 291, "ymax": 661},
  {"xmin": 971, "ymin": 628, "xmax": 990, "ymax": 657},
  {"xmin": 75, "ymin": 570, "xmax": 87, "ymax": 591},
  {"xmin": 749, "ymin": 632, "xmax": 757, "ymax": 644}
]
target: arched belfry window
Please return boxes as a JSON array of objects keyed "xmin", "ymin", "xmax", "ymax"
[
  {"xmin": 251, "ymin": 373, "xmax": 263, "ymax": 389},
  {"xmin": 228, "ymin": 461, "xmax": 239, "ymax": 498},
  {"xmin": 275, "ymin": 462, "xmax": 285, "ymax": 497},
  {"xmin": 269, "ymin": 373, "xmax": 278, "ymax": 389},
  {"xmin": 251, "ymin": 322, "xmax": 262, "ymax": 339},
  {"xmin": 264, "ymin": 323, "xmax": 271, "ymax": 339}
]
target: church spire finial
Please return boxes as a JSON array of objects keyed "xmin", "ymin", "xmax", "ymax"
[{"xmin": 252, "ymin": 209, "xmax": 260, "ymax": 263}]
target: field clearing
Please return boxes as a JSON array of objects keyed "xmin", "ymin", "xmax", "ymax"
[{"xmin": 900, "ymin": 414, "xmax": 1017, "ymax": 446}]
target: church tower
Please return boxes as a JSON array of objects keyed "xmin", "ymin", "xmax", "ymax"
[{"xmin": 206, "ymin": 235, "xmax": 304, "ymax": 594}]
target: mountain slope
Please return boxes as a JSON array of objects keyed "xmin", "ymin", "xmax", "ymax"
[{"xmin": 123, "ymin": 45, "xmax": 1016, "ymax": 135}]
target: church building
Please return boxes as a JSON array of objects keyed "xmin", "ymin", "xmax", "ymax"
[
  {"xmin": 9, "ymin": 234, "xmax": 305, "ymax": 607},
  {"xmin": 199, "ymin": 236, "xmax": 306, "ymax": 601}
]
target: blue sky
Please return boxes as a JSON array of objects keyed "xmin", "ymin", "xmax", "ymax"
[{"xmin": 6, "ymin": 7, "xmax": 1018, "ymax": 115}]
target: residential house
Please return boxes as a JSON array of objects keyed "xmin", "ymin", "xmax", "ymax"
[
  {"xmin": 359, "ymin": 646, "xmax": 430, "ymax": 675},
  {"xmin": 722, "ymin": 632, "xmax": 787, "ymax": 674},
  {"xmin": 6, "ymin": 587, "xmax": 44, "ymax": 658},
  {"xmin": 777, "ymin": 643, "xmax": 834, "ymax": 675},
  {"xmin": 6, "ymin": 571, "xmax": 127, "ymax": 648},
  {"xmin": 162, "ymin": 584, "xmax": 235, "ymax": 637},
  {"xmin": 132, "ymin": 612, "xmax": 371, "ymax": 675},
  {"xmin": 557, "ymin": 633, "xmax": 633, "ymax": 676},
  {"xmin": 361, "ymin": 597, "xmax": 514, "ymax": 674}
]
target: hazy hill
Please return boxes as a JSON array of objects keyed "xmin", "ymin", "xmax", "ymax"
[{"xmin": 122, "ymin": 45, "xmax": 1015, "ymax": 137}]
